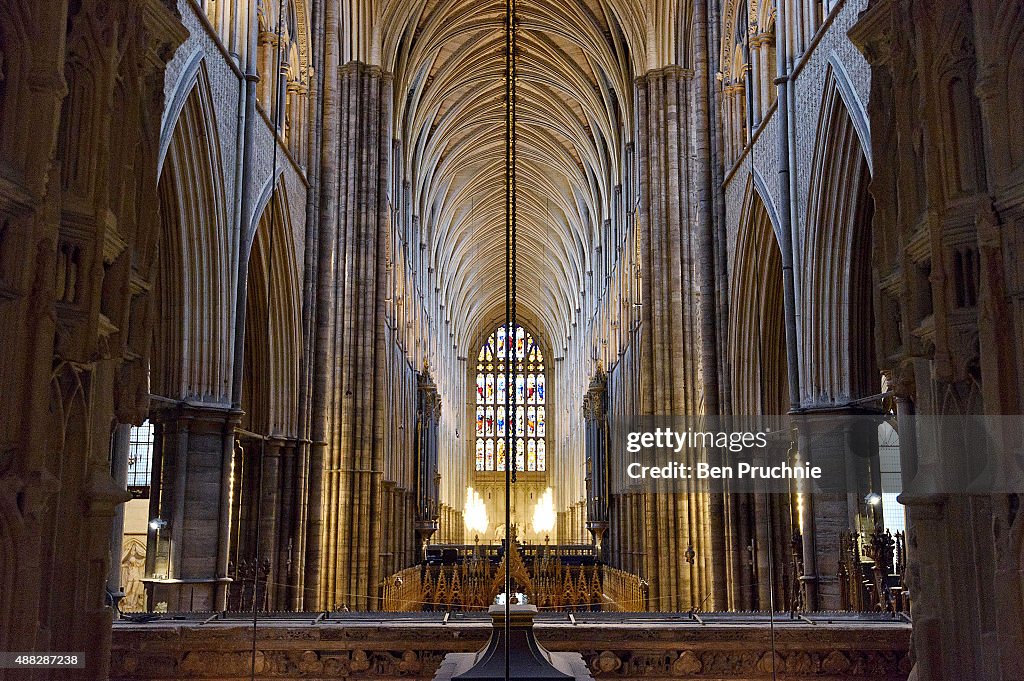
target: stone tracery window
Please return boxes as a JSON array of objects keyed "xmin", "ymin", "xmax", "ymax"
[{"xmin": 474, "ymin": 324, "xmax": 546, "ymax": 472}]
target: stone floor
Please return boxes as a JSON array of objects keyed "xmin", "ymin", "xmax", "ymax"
[{"xmin": 110, "ymin": 611, "xmax": 911, "ymax": 679}]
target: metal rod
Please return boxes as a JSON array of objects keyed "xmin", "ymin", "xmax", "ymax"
[{"xmin": 503, "ymin": 0, "xmax": 519, "ymax": 677}]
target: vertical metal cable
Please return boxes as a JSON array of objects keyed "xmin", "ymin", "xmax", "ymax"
[{"xmin": 504, "ymin": 0, "xmax": 518, "ymax": 677}]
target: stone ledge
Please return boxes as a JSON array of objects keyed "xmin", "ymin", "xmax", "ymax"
[{"xmin": 111, "ymin": 614, "xmax": 911, "ymax": 679}]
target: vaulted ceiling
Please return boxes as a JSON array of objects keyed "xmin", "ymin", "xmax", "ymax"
[{"xmin": 343, "ymin": 0, "xmax": 691, "ymax": 352}]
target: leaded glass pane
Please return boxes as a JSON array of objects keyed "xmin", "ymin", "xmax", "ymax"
[{"xmin": 473, "ymin": 324, "xmax": 547, "ymax": 472}]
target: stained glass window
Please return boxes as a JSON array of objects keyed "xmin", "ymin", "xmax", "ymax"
[{"xmin": 474, "ymin": 324, "xmax": 546, "ymax": 472}]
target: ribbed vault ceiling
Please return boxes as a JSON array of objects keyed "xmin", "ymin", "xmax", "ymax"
[{"xmin": 380, "ymin": 0, "xmax": 651, "ymax": 352}]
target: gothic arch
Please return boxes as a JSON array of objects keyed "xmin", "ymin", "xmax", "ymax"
[
  {"xmin": 466, "ymin": 309, "xmax": 548, "ymax": 363},
  {"xmin": 719, "ymin": 0, "xmax": 778, "ymax": 84},
  {"xmin": 158, "ymin": 48, "xmax": 206, "ymax": 172},
  {"xmin": 726, "ymin": 182, "xmax": 797, "ymax": 612},
  {"xmin": 931, "ymin": 7, "xmax": 987, "ymax": 199},
  {"xmin": 257, "ymin": 0, "xmax": 311, "ymax": 77},
  {"xmin": 153, "ymin": 63, "xmax": 233, "ymax": 403},
  {"xmin": 997, "ymin": 3, "xmax": 1024, "ymax": 170},
  {"xmin": 382, "ymin": 0, "xmax": 646, "ymax": 355},
  {"xmin": 729, "ymin": 181, "xmax": 787, "ymax": 415},
  {"xmin": 825, "ymin": 53, "xmax": 872, "ymax": 173},
  {"xmin": 242, "ymin": 182, "xmax": 301, "ymax": 437},
  {"xmin": 801, "ymin": 71, "xmax": 874, "ymax": 404}
]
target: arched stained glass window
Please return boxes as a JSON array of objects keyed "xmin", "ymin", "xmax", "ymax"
[{"xmin": 474, "ymin": 324, "xmax": 546, "ymax": 472}]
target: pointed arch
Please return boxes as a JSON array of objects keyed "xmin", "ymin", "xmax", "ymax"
[
  {"xmin": 801, "ymin": 71, "xmax": 875, "ymax": 404},
  {"xmin": 729, "ymin": 180, "xmax": 787, "ymax": 415},
  {"xmin": 158, "ymin": 48, "xmax": 206, "ymax": 173},
  {"xmin": 40, "ymin": 364, "xmax": 89, "ymax": 649},
  {"xmin": 0, "ymin": 0, "xmax": 33, "ymax": 172},
  {"xmin": 153, "ymin": 63, "xmax": 233, "ymax": 403},
  {"xmin": 242, "ymin": 181, "xmax": 302, "ymax": 436},
  {"xmin": 826, "ymin": 53, "xmax": 872, "ymax": 173}
]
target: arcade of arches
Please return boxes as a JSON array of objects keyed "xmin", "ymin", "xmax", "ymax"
[{"xmin": 0, "ymin": 0, "xmax": 1023, "ymax": 679}]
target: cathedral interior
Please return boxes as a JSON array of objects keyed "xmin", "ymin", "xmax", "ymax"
[{"xmin": 1, "ymin": 0, "xmax": 1023, "ymax": 679}]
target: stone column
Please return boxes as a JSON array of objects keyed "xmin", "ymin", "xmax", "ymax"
[
  {"xmin": 308, "ymin": 61, "xmax": 393, "ymax": 611},
  {"xmin": 107, "ymin": 423, "xmax": 134, "ymax": 609},
  {"xmin": 260, "ymin": 439, "xmax": 282, "ymax": 606},
  {"xmin": 258, "ymin": 31, "xmax": 279, "ymax": 110},
  {"xmin": 145, "ymin": 422, "xmax": 166, "ymax": 580},
  {"xmin": 627, "ymin": 60, "xmax": 731, "ymax": 610},
  {"xmin": 274, "ymin": 440, "xmax": 297, "ymax": 609},
  {"xmin": 146, "ymin": 404, "xmax": 239, "ymax": 612},
  {"xmin": 757, "ymin": 35, "xmax": 774, "ymax": 118},
  {"xmin": 749, "ymin": 37, "xmax": 763, "ymax": 126}
]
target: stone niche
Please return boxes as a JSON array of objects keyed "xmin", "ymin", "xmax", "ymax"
[{"xmin": 111, "ymin": 614, "xmax": 911, "ymax": 679}]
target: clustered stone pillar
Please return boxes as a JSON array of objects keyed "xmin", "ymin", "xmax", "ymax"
[
  {"xmin": 107, "ymin": 423, "xmax": 134, "ymax": 608},
  {"xmin": 616, "ymin": 66, "xmax": 716, "ymax": 612},
  {"xmin": 273, "ymin": 439, "xmax": 300, "ymax": 608},
  {"xmin": 307, "ymin": 61, "xmax": 394, "ymax": 611}
]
